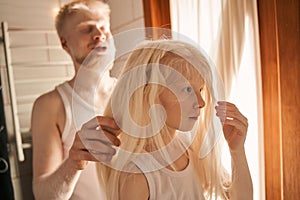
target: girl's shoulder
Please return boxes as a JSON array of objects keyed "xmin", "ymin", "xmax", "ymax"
[{"xmin": 119, "ymin": 169, "xmax": 149, "ymax": 200}]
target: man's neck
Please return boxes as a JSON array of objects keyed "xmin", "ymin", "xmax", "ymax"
[{"xmin": 69, "ymin": 63, "xmax": 116, "ymax": 110}]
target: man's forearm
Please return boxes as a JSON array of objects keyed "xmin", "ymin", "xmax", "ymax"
[{"xmin": 33, "ymin": 158, "xmax": 82, "ymax": 200}]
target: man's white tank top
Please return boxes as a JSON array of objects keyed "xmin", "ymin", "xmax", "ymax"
[
  {"xmin": 132, "ymin": 151, "xmax": 205, "ymax": 200},
  {"xmin": 56, "ymin": 82, "xmax": 105, "ymax": 200}
]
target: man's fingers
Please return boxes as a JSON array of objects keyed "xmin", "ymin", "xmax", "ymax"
[
  {"xmin": 80, "ymin": 116, "xmax": 121, "ymax": 146},
  {"xmin": 81, "ymin": 117, "xmax": 101, "ymax": 129},
  {"xmin": 84, "ymin": 139, "xmax": 117, "ymax": 155},
  {"xmin": 80, "ymin": 129, "xmax": 121, "ymax": 147},
  {"xmin": 102, "ymin": 130, "xmax": 121, "ymax": 146},
  {"xmin": 82, "ymin": 116, "xmax": 120, "ymax": 135},
  {"xmin": 79, "ymin": 129, "xmax": 118, "ymax": 146},
  {"xmin": 70, "ymin": 149, "xmax": 114, "ymax": 163},
  {"xmin": 81, "ymin": 116, "xmax": 120, "ymax": 130},
  {"xmin": 90, "ymin": 153, "xmax": 114, "ymax": 163},
  {"xmin": 71, "ymin": 132, "xmax": 118, "ymax": 163},
  {"xmin": 96, "ymin": 116, "xmax": 119, "ymax": 131}
]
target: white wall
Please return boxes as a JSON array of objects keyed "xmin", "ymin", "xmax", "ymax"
[
  {"xmin": 0, "ymin": 0, "xmax": 144, "ymax": 199},
  {"xmin": 0, "ymin": 0, "xmax": 144, "ymax": 133},
  {"xmin": 109, "ymin": 0, "xmax": 145, "ymax": 33},
  {"xmin": 0, "ymin": 0, "xmax": 145, "ymax": 30}
]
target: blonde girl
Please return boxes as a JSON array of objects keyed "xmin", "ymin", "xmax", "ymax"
[{"xmin": 97, "ymin": 40, "xmax": 253, "ymax": 200}]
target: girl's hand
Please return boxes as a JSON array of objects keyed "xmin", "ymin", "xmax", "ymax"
[{"xmin": 215, "ymin": 101, "xmax": 248, "ymax": 153}]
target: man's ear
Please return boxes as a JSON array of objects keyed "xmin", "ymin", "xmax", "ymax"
[{"xmin": 60, "ymin": 36, "xmax": 70, "ymax": 53}]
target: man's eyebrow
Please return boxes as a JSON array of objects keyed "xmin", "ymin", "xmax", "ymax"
[
  {"xmin": 77, "ymin": 19, "xmax": 108, "ymax": 28},
  {"xmin": 77, "ymin": 21, "xmax": 94, "ymax": 26}
]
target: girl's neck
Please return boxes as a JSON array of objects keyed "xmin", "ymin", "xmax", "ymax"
[
  {"xmin": 166, "ymin": 149, "xmax": 189, "ymax": 171},
  {"xmin": 144, "ymin": 127, "xmax": 190, "ymax": 172}
]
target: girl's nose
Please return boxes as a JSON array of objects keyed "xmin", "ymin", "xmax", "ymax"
[{"xmin": 194, "ymin": 94, "xmax": 205, "ymax": 109}]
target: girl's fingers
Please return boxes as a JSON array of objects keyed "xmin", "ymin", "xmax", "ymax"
[
  {"xmin": 215, "ymin": 102, "xmax": 248, "ymax": 126},
  {"xmin": 223, "ymin": 118, "xmax": 248, "ymax": 134},
  {"xmin": 217, "ymin": 101, "xmax": 236, "ymax": 108},
  {"xmin": 216, "ymin": 110, "xmax": 248, "ymax": 126}
]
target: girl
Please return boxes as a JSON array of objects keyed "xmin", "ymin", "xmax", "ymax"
[{"xmin": 97, "ymin": 40, "xmax": 253, "ymax": 200}]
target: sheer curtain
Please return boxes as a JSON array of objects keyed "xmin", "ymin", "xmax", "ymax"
[{"xmin": 170, "ymin": 0, "xmax": 264, "ymax": 199}]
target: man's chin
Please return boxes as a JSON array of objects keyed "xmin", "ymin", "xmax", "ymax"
[{"xmin": 79, "ymin": 53, "xmax": 115, "ymax": 73}]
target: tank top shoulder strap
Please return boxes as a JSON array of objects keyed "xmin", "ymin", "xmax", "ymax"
[{"xmin": 56, "ymin": 82, "xmax": 73, "ymax": 142}]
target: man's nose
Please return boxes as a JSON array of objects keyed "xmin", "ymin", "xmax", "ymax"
[{"xmin": 93, "ymin": 28, "xmax": 106, "ymax": 42}]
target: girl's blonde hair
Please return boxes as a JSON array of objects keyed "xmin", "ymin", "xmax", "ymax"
[{"xmin": 97, "ymin": 40, "xmax": 230, "ymax": 199}]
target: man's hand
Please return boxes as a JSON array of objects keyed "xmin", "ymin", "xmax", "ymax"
[{"xmin": 69, "ymin": 116, "xmax": 120, "ymax": 170}]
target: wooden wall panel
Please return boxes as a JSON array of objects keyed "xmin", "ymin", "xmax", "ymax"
[
  {"xmin": 142, "ymin": 0, "xmax": 171, "ymax": 39},
  {"xmin": 276, "ymin": 0, "xmax": 300, "ymax": 198},
  {"xmin": 258, "ymin": 0, "xmax": 300, "ymax": 199},
  {"xmin": 144, "ymin": 0, "xmax": 300, "ymax": 198},
  {"xmin": 257, "ymin": 0, "xmax": 283, "ymax": 198},
  {"xmin": 143, "ymin": 0, "xmax": 171, "ymax": 28}
]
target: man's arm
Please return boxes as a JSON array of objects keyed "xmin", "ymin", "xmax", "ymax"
[
  {"xmin": 32, "ymin": 90, "xmax": 121, "ymax": 200},
  {"xmin": 32, "ymin": 91, "xmax": 81, "ymax": 200}
]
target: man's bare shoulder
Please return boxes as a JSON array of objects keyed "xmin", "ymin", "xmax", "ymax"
[
  {"xmin": 32, "ymin": 88, "xmax": 65, "ymax": 121},
  {"xmin": 31, "ymin": 88, "xmax": 66, "ymax": 135},
  {"xmin": 33, "ymin": 89, "xmax": 62, "ymax": 110}
]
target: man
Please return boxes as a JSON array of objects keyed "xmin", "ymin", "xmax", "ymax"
[{"xmin": 31, "ymin": 0, "xmax": 120, "ymax": 199}]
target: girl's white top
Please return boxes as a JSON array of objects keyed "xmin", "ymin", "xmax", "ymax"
[{"xmin": 132, "ymin": 149, "xmax": 205, "ymax": 200}]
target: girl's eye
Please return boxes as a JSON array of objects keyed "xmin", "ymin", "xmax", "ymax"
[{"xmin": 183, "ymin": 86, "xmax": 193, "ymax": 93}]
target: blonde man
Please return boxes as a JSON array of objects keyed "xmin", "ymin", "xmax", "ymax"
[{"xmin": 31, "ymin": 1, "xmax": 120, "ymax": 199}]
